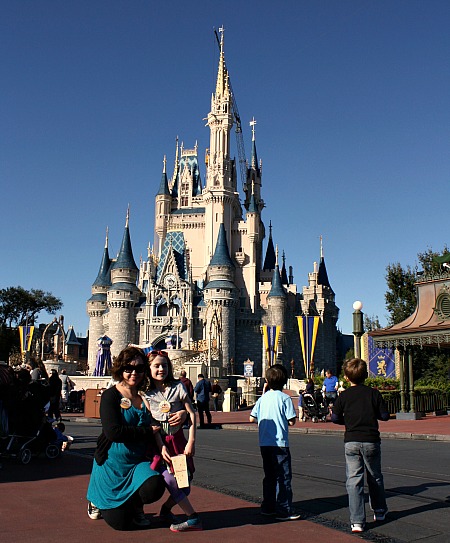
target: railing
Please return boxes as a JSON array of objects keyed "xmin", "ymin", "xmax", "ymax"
[{"xmin": 380, "ymin": 390, "xmax": 449, "ymax": 414}]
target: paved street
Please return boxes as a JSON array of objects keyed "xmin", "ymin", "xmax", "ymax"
[{"xmin": 2, "ymin": 414, "xmax": 450, "ymax": 543}]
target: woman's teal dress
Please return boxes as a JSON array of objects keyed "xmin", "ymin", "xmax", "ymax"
[{"xmin": 87, "ymin": 402, "xmax": 158, "ymax": 510}]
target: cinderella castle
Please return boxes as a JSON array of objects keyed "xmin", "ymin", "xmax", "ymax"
[{"xmin": 86, "ymin": 30, "xmax": 339, "ymax": 377}]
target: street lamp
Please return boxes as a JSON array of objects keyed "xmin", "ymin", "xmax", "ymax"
[{"xmin": 352, "ymin": 301, "xmax": 364, "ymax": 359}]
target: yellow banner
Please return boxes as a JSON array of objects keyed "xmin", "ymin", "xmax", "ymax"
[{"xmin": 19, "ymin": 326, "xmax": 34, "ymax": 354}]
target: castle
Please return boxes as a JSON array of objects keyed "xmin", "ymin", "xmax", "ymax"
[{"xmin": 86, "ymin": 30, "xmax": 339, "ymax": 377}]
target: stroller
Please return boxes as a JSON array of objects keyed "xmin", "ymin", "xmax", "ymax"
[
  {"xmin": 0, "ymin": 369, "xmax": 61, "ymax": 464},
  {"xmin": 301, "ymin": 391, "xmax": 329, "ymax": 423}
]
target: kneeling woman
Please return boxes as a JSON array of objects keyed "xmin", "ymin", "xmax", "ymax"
[{"xmin": 86, "ymin": 346, "xmax": 185, "ymax": 530}]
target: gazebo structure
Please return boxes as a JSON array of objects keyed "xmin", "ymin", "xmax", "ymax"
[{"xmin": 369, "ymin": 268, "xmax": 450, "ymax": 419}]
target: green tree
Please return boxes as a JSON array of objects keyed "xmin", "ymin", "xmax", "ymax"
[
  {"xmin": 364, "ymin": 314, "xmax": 381, "ymax": 331},
  {"xmin": 385, "ymin": 246, "xmax": 449, "ymax": 326},
  {"xmin": 0, "ymin": 286, "xmax": 62, "ymax": 327}
]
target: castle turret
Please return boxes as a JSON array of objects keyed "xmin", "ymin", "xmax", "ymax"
[
  {"xmin": 87, "ymin": 228, "xmax": 111, "ymax": 373},
  {"xmin": 107, "ymin": 209, "xmax": 140, "ymax": 358},
  {"xmin": 204, "ymin": 28, "xmax": 239, "ymax": 264},
  {"xmin": 300, "ymin": 238, "xmax": 339, "ymax": 372},
  {"xmin": 267, "ymin": 247, "xmax": 287, "ymax": 366},
  {"xmin": 204, "ymin": 223, "xmax": 238, "ymax": 371},
  {"xmin": 155, "ymin": 156, "xmax": 172, "ymax": 257}
]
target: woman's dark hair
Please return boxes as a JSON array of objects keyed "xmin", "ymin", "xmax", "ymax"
[
  {"xmin": 111, "ymin": 346, "xmax": 149, "ymax": 390},
  {"xmin": 342, "ymin": 358, "xmax": 368, "ymax": 384},
  {"xmin": 265, "ymin": 364, "xmax": 288, "ymax": 391},
  {"xmin": 147, "ymin": 351, "xmax": 175, "ymax": 389}
]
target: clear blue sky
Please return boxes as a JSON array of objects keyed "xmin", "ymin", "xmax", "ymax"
[{"xmin": 1, "ymin": 0, "xmax": 449, "ymax": 338}]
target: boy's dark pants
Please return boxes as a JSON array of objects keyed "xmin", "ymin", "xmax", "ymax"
[{"xmin": 260, "ymin": 446, "xmax": 293, "ymax": 515}]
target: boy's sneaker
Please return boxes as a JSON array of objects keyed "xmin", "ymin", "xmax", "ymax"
[
  {"xmin": 87, "ymin": 502, "xmax": 102, "ymax": 520},
  {"xmin": 170, "ymin": 517, "xmax": 203, "ymax": 532},
  {"xmin": 373, "ymin": 509, "xmax": 388, "ymax": 521},
  {"xmin": 351, "ymin": 523, "xmax": 365, "ymax": 533},
  {"xmin": 275, "ymin": 511, "xmax": 301, "ymax": 521},
  {"xmin": 132, "ymin": 510, "xmax": 151, "ymax": 527}
]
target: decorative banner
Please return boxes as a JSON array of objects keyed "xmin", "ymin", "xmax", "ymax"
[
  {"xmin": 297, "ymin": 316, "xmax": 320, "ymax": 377},
  {"xmin": 19, "ymin": 326, "xmax": 34, "ymax": 355},
  {"xmin": 367, "ymin": 335, "xmax": 395, "ymax": 378},
  {"xmin": 262, "ymin": 325, "xmax": 281, "ymax": 367}
]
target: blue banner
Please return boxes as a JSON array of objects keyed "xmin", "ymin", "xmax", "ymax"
[{"xmin": 367, "ymin": 335, "xmax": 395, "ymax": 378}]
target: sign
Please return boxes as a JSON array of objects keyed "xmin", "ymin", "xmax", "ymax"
[{"xmin": 244, "ymin": 359, "xmax": 254, "ymax": 377}]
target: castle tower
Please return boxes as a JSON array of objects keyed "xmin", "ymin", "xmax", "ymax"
[
  {"xmin": 204, "ymin": 29, "xmax": 240, "ymax": 264},
  {"xmin": 266, "ymin": 248, "xmax": 287, "ymax": 368},
  {"xmin": 107, "ymin": 209, "xmax": 140, "ymax": 359},
  {"xmin": 154, "ymin": 156, "xmax": 172, "ymax": 257},
  {"xmin": 204, "ymin": 223, "xmax": 238, "ymax": 372},
  {"xmin": 300, "ymin": 238, "xmax": 339, "ymax": 373},
  {"xmin": 87, "ymin": 228, "xmax": 111, "ymax": 373}
]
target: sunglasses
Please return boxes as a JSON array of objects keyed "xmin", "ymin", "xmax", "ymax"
[
  {"xmin": 123, "ymin": 364, "xmax": 146, "ymax": 374},
  {"xmin": 150, "ymin": 350, "xmax": 168, "ymax": 357}
]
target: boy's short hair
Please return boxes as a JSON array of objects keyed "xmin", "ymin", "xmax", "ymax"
[
  {"xmin": 343, "ymin": 358, "xmax": 368, "ymax": 384},
  {"xmin": 265, "ymin": 364, "xmax": 288, "ymax": 391}
]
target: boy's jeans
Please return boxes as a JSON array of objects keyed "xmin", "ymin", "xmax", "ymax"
[
  {"xmin": 260, "ymin": 446, "xmax": 293, "ymax": 516},
  {"xmin": 345, "ymin": 441, "xmax": 387, "ymax": 524}
]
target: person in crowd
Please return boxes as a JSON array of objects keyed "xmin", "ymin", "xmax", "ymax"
[
  {"xmin": 53, "ymin": 421, "xmax": 72, "ymax": 450},
  {"xmin": 211, "ymin": 379, "xmax": 222, "ymax": 412},
  {"xmin": 322, "ymin": 369, "xmax": 338, "ymax": 406},
  {"xmin": 194, "ymin": 374, "xmax": 212, "ymax": 428},
  {"xmin": 59, "ymin": 369, "xmax": 74, "ymax": 411},
  {"xmin": 86, "ymin": 346, "xmax": 185, "ymax": 530},
  {"xmin": 47, "ymin": 369, "xmax": 62, "ymax": 421},
  {"xmin": 249, "ymin": 364, "xmax": 300, "ymax": 521},
  {"xmin": 332, "ymin": 358, "xmax": 390, "ymax": 534},
  {"xmin": 179, "ymin": 370, "xmax": 194, "ymax": 401},
  {"xmin": 146, "ymin": 351, "xmax": 202, "ymax": 532}
]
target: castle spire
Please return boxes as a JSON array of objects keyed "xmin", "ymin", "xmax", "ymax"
[
  {"xmin": 92, "ymin": 230, "xmax": 111, "ymax": 287},
  {"xmin": 157, "ymin": 155, "xmax": 171, "ymax": 196},
  {"xmin": 112, "ymin": 208, "xmax": 138, "ymax": 271},
  {"xmin": 317, "ymin": 236, "xmax": 333, "ymax": 293},
  {"xmin": 263, "ymin": 220, "xmax": 276, "ymax": 271},
  {"xmin": 281, "ymin": 250, "xmax": 288, "ymax": 285}
]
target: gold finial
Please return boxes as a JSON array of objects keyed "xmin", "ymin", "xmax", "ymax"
[
  {"xmin": 126, "ymin": 205, "xmax": 130, "ymax": 228},
  {"xmin": 250, "ymin": 117, "xmax": 257, "ymax": 141},
  {"xmin": 275, "ymin": 244, "xmax": 279, "ymax": 267},
  {"xmin": 105, "ymin": 226, "xmax": 109, "ymax": 249},
  {"xmin": 320, "ymin": 235, "xmax": 323, "ymax": 259},
  {"xmin": 163, "ymin": 155, "xmax": 167, "ymax": 174}
]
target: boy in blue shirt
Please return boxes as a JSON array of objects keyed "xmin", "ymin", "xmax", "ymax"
[
  {"xmin": 250, "ymin": 364, "xmax": 300, "ymax": 521},
  {"xmin": 332, "ymin": 358, "xmax": 390, "ymax": 533}
]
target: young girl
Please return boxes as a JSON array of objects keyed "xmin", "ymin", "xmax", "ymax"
[{"xmin": 145, "ymin": 350, "xmax": 202, "ymax": 532}]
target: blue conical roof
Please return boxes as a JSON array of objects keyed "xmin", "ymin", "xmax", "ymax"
[
  {"xmin": 157, "ymin": 169, "xmax": 170, "ymax": 196},
  {"xmin": 112, "ymin": 224, "xmax": 138, "ymax": 271},
  {"xmin": 210, "ymin": 224, "xmax": 235, "ymax": 268},
  {"xmin": 318, "ymin": 257, "xmax": 334, "ymax": 293},
  {"xmin": 263, "ymin": 222, "xmax": 276, "ymax": 271},
  {"xmin": 268, "ymin": 265, "xmax": 287, "ymax": 298},
  {"xmin": 281, "ymin": 251, "xmax": 288, "ymax": 285},
  {"xmin": 93, "ymin": 245, "xmax": 111, "ymax": 287},
  {"xmin": 251, "ymin": 138, "xmax": 260, "ymax": 175},
  {"xmin": 65, "ymin": 326, "xmax": 81, "ymax": 346},
  {"xmin": 248, "ymin": 192, "xmax": 258, "ymax": 213}
]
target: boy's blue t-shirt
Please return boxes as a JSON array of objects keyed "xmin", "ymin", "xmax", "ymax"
[{"xmin": 250, "ymin": 389, "xmax": 296, "ymax": 447}]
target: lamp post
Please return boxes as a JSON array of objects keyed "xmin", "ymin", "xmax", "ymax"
[{"xmin": 352, "ymin": 301, "xmax": 364, "ymax": 359}]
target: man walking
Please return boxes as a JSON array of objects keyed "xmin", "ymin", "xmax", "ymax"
[
  {"xmin": 180, "ymin": 370, "xmax": 194, "ymax": 401},
  {"xmin": 194, "ymin": 374, "xmax": 212, "ymax": 428}
]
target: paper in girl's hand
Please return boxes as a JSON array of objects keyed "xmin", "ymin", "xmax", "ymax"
[{"xmin": 171, "ymin": 454, "xmax": 189, "ymax": 488}]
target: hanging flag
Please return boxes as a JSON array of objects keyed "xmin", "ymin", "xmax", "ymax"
[
  {"xmin": 262, "ymin": 325, "xmax": 281, "ymax": 367},
  {"xmin": 19, "ymin": 326, "xmax": 34, "ymax": 355},
  {"xmin": 297, "ymin": 316, "xmax": 320, "ymax": 377}
]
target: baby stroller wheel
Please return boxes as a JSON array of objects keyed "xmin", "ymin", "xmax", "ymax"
[
  {"xmin": 19, "ymin": 448, "xmax": 32, "ymax": 465},
  {"xmin": 312, "ymin": 416, "xmax": 319, "ymax": 423},
  {"xmin": 45, "ymin": 444, "xmax": 60, "ymax": 460},
  {"xmin": 321, "ymin": 416, "xmax": 327, "ymax": 422}
]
